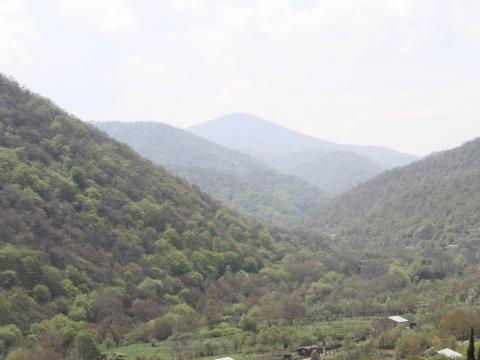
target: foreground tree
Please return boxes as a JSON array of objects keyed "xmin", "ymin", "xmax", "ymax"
[{"xmin": 468, "ymin": 326, "xmax": 476, "ymax": 360}]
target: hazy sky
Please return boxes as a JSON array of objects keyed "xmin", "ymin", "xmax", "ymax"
[{"xmin": 1, "ymin": 0, "xmax": 480, "ymax": 155}]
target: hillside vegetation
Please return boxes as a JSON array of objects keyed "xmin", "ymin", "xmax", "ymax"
[
  {"xmin": 0, "ymin": 75, "xmax": 285, "ymax": 358},
  {"xmin": 3, "ymin": 75, "xmax": 480, "ymax": 360},
  {"xmin": 308, "ymin": 138, "xmax": 480, "ymax": 248},
  {"xmin": 97, "ymin": 121, "xmax": 327, "ymax": 226}
]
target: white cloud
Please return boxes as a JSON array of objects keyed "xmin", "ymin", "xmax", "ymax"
[
  {"xmin": 451, "ymin": 1, "xmax": 480, "ymax": 44},
  {"xmin": 3, "ymin": 0, "xmax": 480, "ymax": 154},
  {"xmin": 58, "ymin": 0, "xmax": 137, "ymax": 32},
  {"xmin": 0, "ymin": 0, "xmax": 37, "ymax": 67}
]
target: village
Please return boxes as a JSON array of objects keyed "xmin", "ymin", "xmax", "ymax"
[{"xmin": 101, "ymin": 310, "xmax": 476, "ymax": 360}]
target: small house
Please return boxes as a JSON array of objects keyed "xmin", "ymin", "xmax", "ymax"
[
  {"xmin": 436, "ymin": 348, "xmax": 463, "ymax": 359},
  {"xmin": 374, "ymin": 315, "xmax": 411, "ymax": 334},
  {"xmin": 388, "ymin": 315, "xmax": 410, "ymax": 327}
]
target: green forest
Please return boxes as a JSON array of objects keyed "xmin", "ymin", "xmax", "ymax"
[
  {"xmin": 308, "ymin": 138, "xmax": 480, "ymax": 250},
  {"xmin": 97, "ymin": 122, "xmax": 327, "ymax": 226},
  {"xmin": 2, "ymin": 74, "xmax": 480, "ymax": 360}
]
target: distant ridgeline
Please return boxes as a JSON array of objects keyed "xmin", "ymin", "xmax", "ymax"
[
  {"xmin": 96, "ymin": 121, "xmax": 328, "ymax": 226},
  {"xmin": 188, "ymin": 112, "xmax": 420, "ymax": 194},
  {"xmin": 96, "ymin": 114, "xmax": 420, "ymax": 227}
]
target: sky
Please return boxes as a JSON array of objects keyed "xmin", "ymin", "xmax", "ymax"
[{"xmin": 1, "ymin": 0, "xmax": 480, "ymax": 155}]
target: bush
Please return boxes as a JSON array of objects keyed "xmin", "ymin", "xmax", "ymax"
[
  {"xmin": 239, "ymin": 315, "xmax": 257, "ymax": 333},
  {"xmin": 395, "ymin": 332, "xmax": 430, "ymax": 358},
  {"xmin": 151, "ymin": 315, "xmax": 175, "ymax": 340},
  {"xmin": 6, "ymin": 345, "xmax": 63, "ymax": 360},
  {"xmin": 68, "ymin": 306, "xmax": 88, "ymax": 321},
  {"xmin": 257, "ymin": 326, "xmax": 295, "ymax": 349},
  {"xmin": 32, "ymin": 284, "xmax": 51, "ymax": 304},
  {"xmin": 0, "ymin": 324, "xmax": 22, "ymax": 354},
  {"xmin": 378, "ymin": 327, "xmax": 403, "ymax": 349},
  {"xmin": 206, "ymin": 327, "xmax": 241, "ymax": 338},
  {"xmin": 201, "ymin": 341, "xmax": 220, "ymax": 356},
  {"xmin": 0, "ymin": 271, "xmax": 16, "ymax": 289}
]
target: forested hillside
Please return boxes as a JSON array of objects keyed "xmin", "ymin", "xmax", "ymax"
[
  {"xmin": 0, "ymin": 75, "xmax": 285, "ymax": 358},
  {"xmin": 96, "ymin": 121, "xmax": 328, "ymax": 226},
  {"xmin": 308, "ymin": 138, "xmax": 480, "ymax": 247},
  {"xmin": 2, "ymin": 75, "xmax": 480, "ymax": 360}
]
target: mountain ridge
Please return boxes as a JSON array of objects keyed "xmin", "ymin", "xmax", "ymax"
[
  {"xmin": 188, "ymin": 112, "xmax": 420, "ymax": 168},
  {"xmin": 96, "ymin": 121, "xmax": 329, "ymax": 226}
]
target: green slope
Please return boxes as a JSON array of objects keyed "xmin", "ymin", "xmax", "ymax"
[
  {"xmin": 3, "ymin": 75, "xmax": 479, "ymax": 360},
  {"xmin": 0, "ymin": 75, "xmax": 283, "ymax": 349},
  {"xmin": 96, "ymin": 121, "xmax": 328, "ymax": 226},
  {"xmin": 308, "ymin": 138, "xmax": 480, "ymax": 247}
]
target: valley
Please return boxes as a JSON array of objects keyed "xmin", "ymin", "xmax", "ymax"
[
  {"xmin": 2, "ymin": 1, "xmax": 479, "ymax": 359},
  {"xmin": 96, "ymin": 121, "xmax": 328, "ymax": 226},
  {"xmin": 1, "ymin": 75, "xmax": 480, "ymax": 360}
]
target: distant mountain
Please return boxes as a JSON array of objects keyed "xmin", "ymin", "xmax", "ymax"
[
  {"xmin": 287, "ymin": 151, "xmax": 384, "ymax": 194},
  {"xmin": 96, "ymin": 121, "xmax": 328, "ymax": 226},
  {"xmin": 188, "ymin": 112, "xmax": 420, "ymax": 168},
  {"xmin": 307, "ymin": 138, "xmax": 480, "ymax": 248}
]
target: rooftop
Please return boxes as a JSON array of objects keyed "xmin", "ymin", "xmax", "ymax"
[
  {"xmin": 388, "ymin": 315, "xmax": 409, "ymax": 323},
  {"xmin": 437, "ymin": 348, "xmax": 463, "ymax": 359}
]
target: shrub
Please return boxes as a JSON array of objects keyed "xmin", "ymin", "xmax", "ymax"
[
  {"xmin": 239, "ymin": 315, "xmax": 257, "ymax": 333},
  {"xmin": 0, "ymin": 324, "xmax": 22, "ymax": 354},
  {"xmin": 206, "ymin": 327, "xmax": 241, "ymax": 338},
  {"xmin": 201, "ymin": 341, "xmax": 220, "ymax": 356},
  {"xmin": 378, "ymin": 327, "xmax": 403, "ymax": 350},
  {"xmin": 32, "ymin": 284, "xmax": 51, "ymax": 304},
  {"xmin": 395, "ymin": 332, "xmax": 430, "ymax": 358}
]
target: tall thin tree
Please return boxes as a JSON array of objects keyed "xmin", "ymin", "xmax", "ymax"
[{"xmin": 467, "ymin": 326, "xmax": 476, "ymax": 360}]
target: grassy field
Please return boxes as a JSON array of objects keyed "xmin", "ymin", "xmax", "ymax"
[
  {"xmin": 101, "ymin": 317, "xmax": 377, "ymax": 360},
  {"xmin": 102, "ymin": 336, "xmax": 237, "ymax": 360},
  {"xmin": 102, "ymin": 342, "xmax": 171, "ymax": 359},
  {"xmin": 102, "ymin": 345, "xmax": 246, "ymax": 360}
]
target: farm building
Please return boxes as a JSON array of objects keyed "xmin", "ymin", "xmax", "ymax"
[
  {"xmin": 436, "ymin": 348, "xmax": 463, "ymax": 359},
  {"xmin": 387, "ymin": 315, "xmax": 410, "ymax": 327},
  {"xmin": 373, "ymin": 315, "xmax": 411, "ymax": 334}
]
